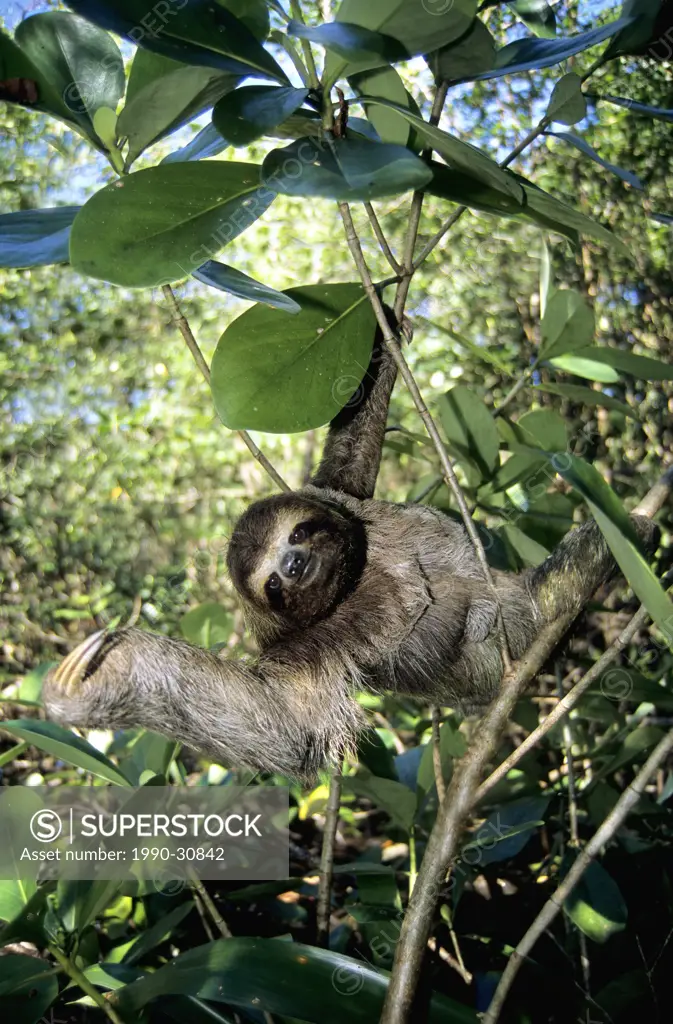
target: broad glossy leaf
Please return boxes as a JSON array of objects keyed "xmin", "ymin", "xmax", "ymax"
[
  {"xmin": 0, "ymin": 207, "xmax": 79, "ymax": 267},
  {"xmin": 520, "ymin": 181, "xmax": 629, "ymax": 254},
  {"xmin": 221, "ymin": 0, "xmax": 270, "ymax": 41},
  {"xmin": 261, "ymin": 137, "xmax": 432, "ymax": 201},
  {"xmin": 597, "ymin": 93, "xmax": 673, "ymax": 123},
  {"xmin": 426, "ymin": 18, "xmax": 496, "ymax": 83},
  {"xmin": 162, "ymin": 123, "xmax": 229, "ymax": 163},
  {"xmin": 344, "ymin": 770, "xmax": 416, "ymax": 831},
  {"xmin": 570, "ymin": 347, "xmax": 673, "ymax": 381},
  {"xmin": 0, "ymin": 954, "xmax": 58, "ymax": 1023},
  {"xmin": 180, "ymin": 602, "xmax": 233, "ymax": 647},
  {"xmin": 1, "ymin": 719, "xmax": 132, "ymax": 785},
  {"xmin": 114, "ymin": 936, "xmax": 477, "ymax": 1022},
  {"xmin": 211, "ymin": 283, "xmax": 376, "ymax": 433},
  {"xmin": 288, "ymin": 20, "xmax": 408, "ymax": 75},
  {"xmin": 439, "ymin": 386, "xmax": 500, "ymax": 483},
  {"xmin": 0, "ymin": 878, "xmax": 37, "ymax": 926},
  {"xmin": 548, "ymin": 353, "xmax": 620, "ymax": 383},
  {"xmin": 535, "ymin": 382, "xmax": 635, "ymax": 418},
  {"xmin": 544, "ymin": 453, "xmax": 673, "ymax": 636},
  {"xmin": 213, "ymin": 85, "xmax": 308, "ymax": 146},
  {"xmin": 466, "ymin": 796, "xmax": 549, "ymax": 865},
  {"xmin": 515, "ymin": 409, "xmax": 568, "ymax": 450},
  {"xmin": 546, "ymin": 73, "xmax": 586, "ymax": 125},
  {"xmin": 322, "ymin": 0, "xmax": 476, "ymax": 81},
  {"xmin": 0, "ymin": 26, "xmax": 76, "ymax": 126},
  {"xmin": 473, "ymin": 16, "xmax": 635, "ymax": 80},
  {"xmin": 603, "ymin": 0, "xmax": 661, "ymax": 58},
  {"xmin": 117, "ymin": 49, "xmax": 240, "ymax": 165},
  {"xmin": 540, "ymin": 289, "xmax": 594, "ymax": 359},
  {"xmin": 563, "ymin": 860, "xmax": 627, "ymax": 943},
  {"xmin": 349, "ymin": 66, "xmax": 410, "ymax": 146},
  {"xmin": 426, "ymin": 162, "xmax": 523, "ymax": 214},
  {"xmin": 357, "ymin": 98, "xmax": 524, "ymax": 201},
  {"xmin": 16, "ymin": 12, "xmax": 124, "ymax": 145},
  {"xmin": 70, "ymin": 162, "xmax": 274, "ymax": 287},
  {"xmin": 67, "ymin": 0, "xmax": 287, "ymax": 83},
  {"xmin": 56, "ymin": 877, "xmax": 122, "ymax": 933},
  {"xmin": 507, "ymin": 0, "xmax": 556, "ymax": 38},
  {"xmin": 499, "ymin": 523, "xmax": 551, "ymax": 566},
  {"xmin": 193, "ymin": 260, "xmax": 301, "ymax": 312},
  {"xmin": 547, "ymin": 131, "xmax": 644, "ymax": 189}
]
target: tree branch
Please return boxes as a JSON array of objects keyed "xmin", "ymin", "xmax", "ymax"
[{"xmin": 316, "ymin": 766, "xmax": 342, "ymax": 947}]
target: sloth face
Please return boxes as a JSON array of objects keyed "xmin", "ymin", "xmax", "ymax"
[{"xmin": 227, "ymin": 494, "xmax": 367, "ymax": 626}]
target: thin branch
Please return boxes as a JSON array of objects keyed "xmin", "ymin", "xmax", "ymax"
[
  {"xmin": 316, "ymin": 766, "xmax": 342, "ymax": 947},
  {"xmin": 493, "ymin": 358, "xmax": 540, "ymax": 418},
  {"xmin": 289, "ymin": 0, "xmax": 319, "ymax": 88},
  {"xmin": 161, "ymin": 285, "xmax": 290, "ymax": 493},
  {"xmin": 189, "ymin": 872, "xmax": 232, "ymax": 939},
  {"xmin": 484, "ymin": 728, "xmax": 673, "ymax": 1023},
  {"xmin": 431, "ymin": 706, "xmax": 447, "ymax": 802},
  {"xmin": 50, "ymin": 944, "xmax": 126, "ymax": 1024},
  {"xmin": 364, "ymin": 202, "xmax": 402, "ymax": 275}
]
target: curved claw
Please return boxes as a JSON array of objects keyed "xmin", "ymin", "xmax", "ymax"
[{"xmin": 52, "ymin": 628, "xmax": 109, "ymax": 695}]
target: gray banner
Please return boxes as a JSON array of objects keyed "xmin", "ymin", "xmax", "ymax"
[{"xmin": 0, "ymin": 785, "xmax": 289, "ymax": 881}]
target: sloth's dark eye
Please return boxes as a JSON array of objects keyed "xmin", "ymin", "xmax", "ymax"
[
  {"xmin": 290, "ymin": 525, "xmax": 308, "ymax": 544},
  {"xmin": 267, "ymin": 572, "xmax": 282, "ymax": 592}
]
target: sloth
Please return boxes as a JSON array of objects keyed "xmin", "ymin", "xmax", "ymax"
[{"xmin": 43, "ymin": 319, "xmax": 661, "ymax": 781}]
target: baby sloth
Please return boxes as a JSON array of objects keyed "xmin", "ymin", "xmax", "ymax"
[{"xmin": 43, "ymin": 322, "xmax": 660, "ymax": 780}]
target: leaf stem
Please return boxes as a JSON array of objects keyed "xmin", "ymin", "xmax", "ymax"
[{"xmin": 50, "ymin": 944, "xmax": 126, "ymax": 1024}]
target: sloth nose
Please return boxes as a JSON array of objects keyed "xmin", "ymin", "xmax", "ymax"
[{"xmin": 281, "ymin": 549, "xmax": 306, "ymax": 579}]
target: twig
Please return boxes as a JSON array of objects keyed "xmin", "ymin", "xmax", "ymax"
[
  {"xmin": 493, "ymin": 358, "xmax": 540, "ymax": 418},
  {"xmin": 161, "ymin": 285, "xmax": 290, "ymax": 493},
  {"xmin": 189, "ymin": 872, "xmax": 232, "ymax": 939},
  {"xmin": 50, "ymin": 944, "xmax": 126, "ymax": 1024},
  {"xmin": 484, "ymin": 728, "xmax": 673, "ymax": 1023},
  {"xmin": 364, "ymin": 202, "xmax": 402, "ymax": 275},
  {"xmin": 316, "ymin": 766, "xmax": 342, "ymax": 947},
  {"xmin": 431, "ymin": 706, "xmax": 446, "ymax": 802},
  {"xmin": 289, "ymin": 0, "xmax": 319, "ymax": 88}
]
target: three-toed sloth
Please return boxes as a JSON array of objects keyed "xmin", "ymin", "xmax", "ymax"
[{"xmin": 43, "ymin": 317, "xmax": 660, "ymax": 781}]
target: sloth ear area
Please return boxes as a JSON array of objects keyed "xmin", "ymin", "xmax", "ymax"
[{"xmin": 464, "ymin": 598, "xmax": 498, "ymax": 644}]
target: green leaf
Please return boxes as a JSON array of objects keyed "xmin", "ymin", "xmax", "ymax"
[
  {"xmin": 0, "ymin": 954, "xmax": 58, "ymax": 1024},
  {"xmin": 426, "ymin": 162, "xmax": 524, "ymax": 215},
  {"xmin": 474, "ymin": 16, "xmax": 636, "ymax": 81},
  {"xmin": 162, "ymin": 123, "xmax": 230, "ymax": 164},
  {"xmin": 540, "ymin": 289, "xmax": 594, "ymax": 359},
  {"xmin": 499, "ymin": 523, "xmax": 551, "ymax": 566},
  {"xmin": 211, "ymin": 283, "xmax": 376, "ymax": 433},
  {"xmin": 535, "ymin": 382, "xmax": 635, "ymax": 418},
  {"xmin": 546, "ymin": 72, "xmax": 587, "ymax": 125},
  {"xmin": 520, "ymin": 181, "xmax": 629, "ymax": 254},
  {"xmin": 180, "ymin": 602, "xmax": 233, "ymax": 647},
  {"xmin": 193, "ymin": 260, "xmax": 302, "ymax": 312},
  {"xmin": 0, "ymin": 878, "xmax": 37, "ymax": 926},
  {"xmin": 514, "ymin": 409, "xmax": 568, "ymax": 450},
  {"xmin": 15, "ymin": 12, "xmax": 125, "ymax": 145},
  {"xmin": 56, "ymin": 878, "xmax": 122, "ymax": 934},
  {"xmin": 546, "ymin": 131, "xmax": 644, "ymax": 190},
  {"xmin": 70, "ymin": 162, "xmax": 274, "ymax": 287},
  {"xmin": 507, "ymin": 0, "xmax": 557, "ymax": 38},
  {"xmin": 597, "ymin": 94, "xmax": 673, "ymax": 124},
  {"xmin": 569, "ymin": 347, "xmax": 673, "ymax": 381},
  {"xmin": 122, "ymin": 901, "xmax": 195, "ymax": 965},
  {"xmin": 439, "ymin": 386, "xmax": 500, "ymax": 482},
  {"xmin": 261, "ymin": 137, "xmax": 433, "ymax": 201},
  {"xmin": 356, "ymin": 97, "xmax": 524, "ymax": 201},
  {"xmin": 603, "ymin": 0, "xmax": 661, "ymax": 58},
  {"xmin": 426, "ymin": 18, "xmax": 497, "ymax": 83},
  {"xmin": 0, "ymin": 207, "xmax": 79, "ymax": 268},
  {"xmin": 117, "ymin": 49, "xmax": 241, "ymax": 166},
  {"xmin": 548, "ymin": 353, "xmax": 620, "ymax": 383},
  {"xmin": 544, "ymin": 454, "xmax": 673, "ymax": 637},
  {"xmin": 563, "ymin": 860, "xmax": 627, "ymax": 943},
  {"xmin": 344, "ymin": 770, "xmax": 417, "ymax": 831},
  {"xmin": 348, "ymin": 66, "xmax": 411, "ymax": 146},
  {"xmin": 465, "ymin": 796, "xmax": 549, "ymax": 865},
  {"xmin": 213, "ymin": 84, "xmax": 309, "ymax": 147},
  {"xmin": 0, "ymin": 26, "xmax": 76, "ymax": 126},
  {"xmin": 1, "ymin": 719, "xmax": 132, "ymax": 786},
  {"xmin": 67, "ymin": 0, "xmax": 288, "ymax": 84},
  {"xmin": 114, "ymin": 936, "xmax": 477, "ymax": 1022},
  {"xmin": 318, "ymin": 0, "xmax": 476, "ymax": 83}
]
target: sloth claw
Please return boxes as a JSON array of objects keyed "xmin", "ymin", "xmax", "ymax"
[{"xmin": 53, "ymin": 628, "xmax": 108, "ymax": 695}]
